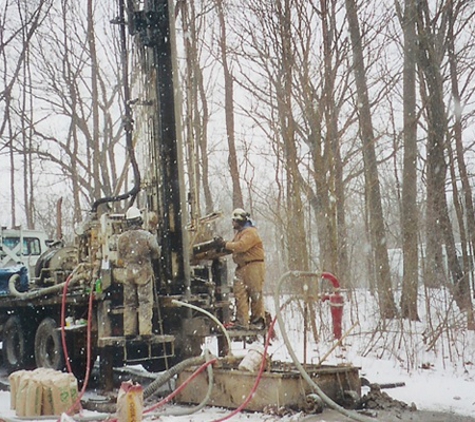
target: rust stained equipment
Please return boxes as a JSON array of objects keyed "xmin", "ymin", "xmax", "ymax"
[{"xmin": 176, "ymin": 361, "xmax": 361, "ymax": 412}]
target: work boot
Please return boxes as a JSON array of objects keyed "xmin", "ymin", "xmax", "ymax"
[
  {"xmin": 226, "ymin": 320, "xmax": 249, "ymax": 330},
  {"xmin": 249, "ymin": 317, "xmax": 265, "ymax": 330}
]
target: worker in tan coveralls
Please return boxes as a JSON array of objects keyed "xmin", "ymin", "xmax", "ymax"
[
  {"xmin": 218, "ymin": 208, "xmax": 266, "ymax": 330},
  {"xmin": 117, "ymin": 206, "xmax": 160, "ymax": 338}
]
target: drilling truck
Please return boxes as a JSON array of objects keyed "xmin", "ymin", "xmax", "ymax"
[{"xmin": 0, "ymin": 0, "xmax": 233, "ymax": 389}]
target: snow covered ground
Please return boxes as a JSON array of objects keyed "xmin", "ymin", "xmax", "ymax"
[{"xmin": 0, "ymin": 287, "xmax": 474, "ymax": 421}]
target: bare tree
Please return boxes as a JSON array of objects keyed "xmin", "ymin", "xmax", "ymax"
[
  {"xmin": 416, "ymin": 0, "xmax": 469, "ymax": 311},
  {"xmin": 446, "ymin": 0, "xmax": 475, "ymax": 324},
  {"xmin": 317, "ymin": 0, "xmax": 351, "ymax": 282},
  {"xmin": 399, "ymin": 0, "xmax": 420, "ymax": 321},
  {"xmin": 19, "ymin": 1, "xmax": 125, "ymax": 224},
  {"xmin": 0, "ymin": 0, "xmax": 52, "ymax": 227},
  {"xmin": 179, "ymin": 0, "xmax": 216, "ymax": 218},
  {"xmin": 344, "ymin": 0, "xmax": 397, "ymax": 318},
  {"xmin": 215, "ymin": 0, "xmax": 243, "ymax": 210}
]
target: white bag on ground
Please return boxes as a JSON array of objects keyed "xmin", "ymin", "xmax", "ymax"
[
  {"xmin": 116, "ymin": 380, "xmax": 144, "ymax": 422},
  {"xmin": 8, "ymin": 370, "xmax": 27, "ymax": 410},
  {"xmin": 8, "ymin": 368, "xmax": 79, "ymax": 417}
]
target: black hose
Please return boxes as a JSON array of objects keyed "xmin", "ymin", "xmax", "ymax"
[{"xmin": 90, "ymin": 0, "xmax": 140, "ymax": 213}]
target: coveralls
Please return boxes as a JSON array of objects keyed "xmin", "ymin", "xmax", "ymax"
[
  {"xmin": 117, "ymin": 225, "xmax": 160, "ymax": 336},
  {"xmin": 224, "ymin": 221, "xmax": 265, "ymax": 328}
]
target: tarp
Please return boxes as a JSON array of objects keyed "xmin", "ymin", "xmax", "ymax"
[{"xmin": 0, "ymin": 265, "xmax": 29, "ymax": 296}]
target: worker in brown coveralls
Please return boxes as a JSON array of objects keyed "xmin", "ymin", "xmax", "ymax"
[
  {"xmin": 117, "ymin": 206, "xmax": 160, "ymax": 338},
  {"xmin": 217, "ymin": 208, "xmax": 266, "ymax": 330}
]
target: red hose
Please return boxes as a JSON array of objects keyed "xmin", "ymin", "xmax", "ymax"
[
  {"xmin": 211, "ymin": 316, "xmax": 278, "ymax": 422},
  {"xmin": 101, "ymin": 358, "xmax": 218, "ymax": 422},
  {"xmin": 61, "ymin": 274, "xmax": 74, "ymax": 374},
  {"xmin": 59, "ymin": 280, "xmax": 95, "ymax": 419},
  {"xmin": 144, "ymin": 357, "xmax": 218, "ymax": 414}
]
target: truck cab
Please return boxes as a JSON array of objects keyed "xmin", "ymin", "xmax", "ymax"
[{"xmin": 0, "ymin": 227, "xmax": 52, "ymax": 277}]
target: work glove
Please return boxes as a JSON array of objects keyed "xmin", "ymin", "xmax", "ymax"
[{"xmin": 213, "ymin": 236, "xmax": 226, "ymax": 249}]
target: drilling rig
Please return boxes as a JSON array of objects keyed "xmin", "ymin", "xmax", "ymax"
[
  {"xmin": 0, "ymin": 2, "xmax": 364, "ymax": 414},
  {"xmin": 0, "ymin": 0, "xmax": 233, "ymax": 390}
]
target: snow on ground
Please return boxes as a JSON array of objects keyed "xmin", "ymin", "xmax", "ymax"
[{"xmin": 0, "ymin": 287, "xmax": 474, "ymax": 420}]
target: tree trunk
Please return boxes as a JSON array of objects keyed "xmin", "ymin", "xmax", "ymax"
[
  {"xmin": 61, "ymin": 0, "xmax": 82, "ymax": 225},
  {"xmin": 400, "ymin": 0, "xmax": 419, "ymax": 321},
  {"xmin": 87, "ymin": 0, "xmax": 101, "ymax": 202},
  {"xmin": 345, "ymin": 0, "xmax": 397, "ymax": 318},
  {"xmin": 447, "ymin": 2, "xmax": 474, "ymax": 324},
  {"xmin": 416, "ymin": 0, "xmax": 466, "ymax": 310},
  {"xmin": 277, "ymin": 0, "xmax": 309, "ymax": 272},
  {"xmin": 216, "ymin": 0, "xmax": 243, "ymax": 210},
  {"xmin": 320, "ymin": 0, "xmax": 349, "ymax": 283}
]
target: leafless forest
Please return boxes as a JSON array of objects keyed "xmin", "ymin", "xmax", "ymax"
[{"xmin": 1, "ymin": 0, "xmax": 475, "ymax": 331}]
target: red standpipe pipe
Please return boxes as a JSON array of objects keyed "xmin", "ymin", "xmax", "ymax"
[
  {"xmin": 321, "ymin": 272, "xmax": 344, "ymax": 340},
  {"xmin": 321, "ymin": 271, "xmax": 340, "ymax": 289}
]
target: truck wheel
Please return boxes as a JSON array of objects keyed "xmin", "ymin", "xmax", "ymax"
[
  {"xmin": 2, "ymin": 315, "xmax": 34, "ymax": 372},
  {"xmin": 35, "ymin": 317, "xmax": 65, "ymax": 370}
]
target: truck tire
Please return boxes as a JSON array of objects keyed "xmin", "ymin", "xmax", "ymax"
[
  {"xmin": 35, "ymin": 317, "xmax": 65, "ymax": 370},
  {"xmin": 2, "ymin": 315, "xmax": 34, "ymax": 373}
]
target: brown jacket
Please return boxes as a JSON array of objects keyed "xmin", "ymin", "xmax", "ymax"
[{"xmin": 225, "ymin": 225, "xmax": 264, "ymax": 268}]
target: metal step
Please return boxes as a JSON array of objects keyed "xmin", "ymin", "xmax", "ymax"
[{"xmin": 97, "ymin": 333, "xmax": 174, "ymax": 347}]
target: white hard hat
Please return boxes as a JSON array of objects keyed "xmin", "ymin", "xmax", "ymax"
[
  {"xmin": 232, "ymin": 208, "xmax": 249, "ymax": 222},
  {"xmin": 126, "ymin": 206, "xmax": 142, "ymax": 221}
]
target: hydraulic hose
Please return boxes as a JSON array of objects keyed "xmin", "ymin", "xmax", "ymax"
[
  {"xmin": 144, "ymin": 350, "xmax": 216, "ymax": 417},
  {"xmin": 210, "ymin": 313, "xmax": 278, "ymax": 422},
  {"xmin": 143, "ymin": 355, "xmax": 206, "ymax": 399},
  {"xmin": 8, "ymin": 265, "xmax": 88, "ymax": 300},
  {"xmin": 274, "ymin": 271, "xmax": 378, "ymax": 422},
  {"xmin": 90, "ymin": 0, "xmax": 140, "ymax": 213},
  {"xmin": 156, "ymin": 348, "xmax": 215, "ymax": 416},
  {"xmin": 61, "ymin": 279, "xmax": 96, "ymax": 419}
]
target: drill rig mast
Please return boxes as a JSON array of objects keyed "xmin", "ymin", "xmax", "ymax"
[{"xmin": 126, "ymin": 0, "xmax": 190, "ymax": 296}]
